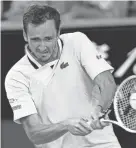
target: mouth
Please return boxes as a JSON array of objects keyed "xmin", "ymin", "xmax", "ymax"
[{"xmin": 38, "ymin": 51, "xmax": 49, "ymax": 54}]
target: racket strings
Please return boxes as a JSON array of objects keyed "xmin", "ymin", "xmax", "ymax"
[{"xmin": 117, "ymin": 78, "xmax": 136, "ymax": 130}]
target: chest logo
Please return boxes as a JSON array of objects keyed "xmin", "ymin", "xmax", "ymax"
[
  {"xmin": 96, "ymin": 54, "xmax": 102, "ymax": 59},
  {"xmin": 60, "ymin": 62, "xmax": 69, "ymax": 69}
]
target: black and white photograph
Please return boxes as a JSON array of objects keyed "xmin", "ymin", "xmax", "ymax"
[{"xmin": 1, "ymin": 1, "xmax": 136, "ymax": 148}]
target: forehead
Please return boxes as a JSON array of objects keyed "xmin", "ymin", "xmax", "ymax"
[{"xmin": 27, "ymin": 20, "xmax": 57, "ymax": 37}]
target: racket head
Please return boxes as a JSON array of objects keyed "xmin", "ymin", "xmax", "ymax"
[{"xmin": 114, "ymin": 75, "xmax": 136, "ymax": 133}]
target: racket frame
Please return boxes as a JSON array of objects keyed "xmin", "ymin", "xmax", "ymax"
[{"xmin": 107, "ymin": 75, "xmax": 136, "ymax": 133}]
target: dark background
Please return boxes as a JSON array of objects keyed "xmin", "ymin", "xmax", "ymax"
[{"xmin": 2, "ymin": 25, "xmax": 136, "ymax": 148}]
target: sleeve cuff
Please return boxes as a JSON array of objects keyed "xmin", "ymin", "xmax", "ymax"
[
  {"xmin": 89, "ymin": 59, "xmax": 114, "ymax": 80},
  {"xmin": 13, "ymin": 101, "xmax": 38, "ymax": 124}
]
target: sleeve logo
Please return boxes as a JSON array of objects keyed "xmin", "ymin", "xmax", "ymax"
[
  {"xmin": 12, "ymin": 105, "xmax": 22, "ymax": 111},
  {"xmin": 9, "ymin": 98, "xmax": 18, "ymax": 104}
]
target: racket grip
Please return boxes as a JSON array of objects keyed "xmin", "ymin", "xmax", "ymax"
[
  {"xmin": 100, "ymin": 118, "xmax": 108, "ymax": 122},
  {"xmin": 100, "ymin": 118, "xmax": 119, "ymax": 126},
  {"xmin": 99, "ymin": 109, "xmax": 112, "ymax": 119}
]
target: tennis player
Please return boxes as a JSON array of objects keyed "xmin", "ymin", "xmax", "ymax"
[{"xmin": 5, "ymin": 4, "xmax": 121, "ymax": 148}]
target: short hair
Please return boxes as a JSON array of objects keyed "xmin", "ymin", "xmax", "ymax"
[{"xmin": 23, "ymin": 4, "xmax": 61, "ymax": 34}]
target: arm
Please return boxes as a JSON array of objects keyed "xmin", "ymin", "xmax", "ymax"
[
  {"xmin": 93, "ymin": 70, "xmax": 117, "ymax": 112},
  {"xmin": 86, "ymin": 71, "xmax": 116, "ymax": 129},
  {"xmin": 75, "ymin": 32, "xmax": 116, "ymax": 111},
  {"xmin": 5, "ymin": 69, "xmax": 93, "ymax": 145},
  {"xmin": 5, "ymin": 71, "xmax": 68, "ymax": 144},
  {"xmin": 20, "ymin": 114, "xmax": 94, "ymax": 145},
  {"xmin": 87, "ymin": 71, "xmax": 116, "ymax": 129},
  {"xmin": 75, "ymin": 32, "xmax": 116, "ymax": 128},
  {"xmin": 20, "ymin": 114, "xmax": 68, "ymax": 145},
  {"xmin": 5, "ymin": 70, "xmax": 38, "ymax": 123}
]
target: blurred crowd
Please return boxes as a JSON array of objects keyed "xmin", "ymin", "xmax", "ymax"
[{"xmin": 1, "ymin": 1, "xmax": 136, "ymax": 23}]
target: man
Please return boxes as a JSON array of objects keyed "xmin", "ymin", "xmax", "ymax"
[{"xmin": 5, "ymin": 4, "xmax": 121, "ymax": 148}]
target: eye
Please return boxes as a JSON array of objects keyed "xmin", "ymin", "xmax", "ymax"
[
  {"xmin": 31, "ymin": 38, "xmax": 40, "ymax": 42},
  {"xmin": 45, "ymin": 37, "xmax": 53, "ymax": 42}
]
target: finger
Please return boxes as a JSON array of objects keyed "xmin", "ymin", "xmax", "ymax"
[
  {"xmin": 81, "ymin": 117, "xmax": 89, "ymax": 122},
  {"xmin": 89, "ymin": 117, "xmax": 105, "ymax": 130},
  {"xmin": 75, "ymin": 126, "xmax": 88, "ymax": 135},
  {"xmin": 88, "ymin": 120, "xmax": 101, "ymax": 130},
  {"xmin": 80, "ymin": 119, "xmax": 93, "ymax": 131},
  {"xmin": 68, "ymin": 125, "xmax": 86, "ymax": 136},
  {"xmin": 88, "ymin": 118, "xmax": 98, "ymax": 130},
  {"xmin": 104, "ymin": 114, "xmax": 109, "ymax": 120},
  {"xmin": 76, "ymin": 122, "xmax": 92, "ymax": 134},
  {"xmin": 88, "ymin": 115, "xmax": 102, "ymax": 129},
  {"xmin": 81, "ymin": 117, "xmax": 94, "ymax": 131},
  {"xmin": 100, "ymin": 115, "xmax": 110, "ymax": 126},
  {"xmin": 95, "ymin": 119, "xmax": 105, "ymax": 129}
]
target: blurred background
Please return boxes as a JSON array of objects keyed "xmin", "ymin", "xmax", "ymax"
[{"xmin": 1, "ymin": 1, "xmax": 136, "ymax": 148}]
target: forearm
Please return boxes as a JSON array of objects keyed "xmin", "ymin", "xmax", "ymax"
[
  {"xmin": 99, "ymin": 80, "xmax": 116, "ymax": 111},
  {"xmin": 30, "ymin": 121, "xmax": 68, "ymax": 145},
  {"xmin": 93, "ymin": 71, "xmax": 117, "ymax": 111},
  {"xmin": 21, "ymin": 114, "xmax": 69, "ymax": 145}
]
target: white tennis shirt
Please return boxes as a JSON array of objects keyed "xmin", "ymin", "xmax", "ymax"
[{"xmin": 5, "ymin": 32, "xmax": 121, "ymax": 148}]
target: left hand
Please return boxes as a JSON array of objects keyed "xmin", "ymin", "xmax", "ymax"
[{"xmin": 87, "ymin": 106, "xmax": 110, "ymax": 130}]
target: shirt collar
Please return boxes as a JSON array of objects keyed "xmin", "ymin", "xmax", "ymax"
[{"xmin": 25, "ymin": 38, "xmax": 62, "ymax": 69}]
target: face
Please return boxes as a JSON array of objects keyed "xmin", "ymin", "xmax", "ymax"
[{"xmin": 24, "ymin": 20, "xmax": 60, "ymax": 65}]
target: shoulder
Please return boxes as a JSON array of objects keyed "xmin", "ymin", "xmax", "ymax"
[
  {"xmin": 6, "ymin": 55, "xmax": 33, "ymax": 74},
  {"xmin": 5, "ymin": 55, "xmax": 34, "ymax": 85},
  {"xmin": 60, "ymin": 31, "xmax": 95, "ymax": 50},
  {"xmin": 60, "ymin": 31, "xmax": 88, "ymax": 42}
]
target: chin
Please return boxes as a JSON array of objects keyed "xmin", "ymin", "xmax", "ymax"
[
  {"xmin": 41, "ymin": 59, "xmax": 49, "ymax": 63},
  {"xmin": 41, "ymin": 54, "xmax": 50, "ymax": 59},
  {"xmin": 38, "ymin": 54, "xmax": 52, "ymax": 63},
  {"xmin": 41, "ymin": 57, "xmax": 50, "ymax": 62}
]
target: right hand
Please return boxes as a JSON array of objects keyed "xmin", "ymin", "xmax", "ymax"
[
  {"xmin": 87, "ymin": 113, "xmax": 110, "ymax": 131},
  {"xmin": 87, "ymin": 106, "xmax": 110, "ymax": 130},
  {"xmin": 66, "ymin": 118, "xmax": 93, "ymax": 136}
]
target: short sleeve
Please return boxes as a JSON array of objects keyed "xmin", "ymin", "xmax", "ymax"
[
  {"xmin": 75, "ymin": 32, "xmax": 114, "ymax": 80},
  {"xmin": 5, "ymin": 70, "xmax": 37, "ymax": 124}
]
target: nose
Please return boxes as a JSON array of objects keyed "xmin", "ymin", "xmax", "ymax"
[{"xmin": 39, "ymin": 41, "xmax": 47, "ymax": 52}]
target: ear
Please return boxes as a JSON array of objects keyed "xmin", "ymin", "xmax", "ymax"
[
  {"xmin": 57, "ymin": 27, "xmax": 61, "ymax": 37},
  {"xmin": 23, "ymin": 29, "xmax": 28, "ymax": 42}
]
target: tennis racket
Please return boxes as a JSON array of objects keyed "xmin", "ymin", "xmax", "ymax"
[{"xmin": 90, "ymin": 75, "xmax": 136, "ymax": 133}]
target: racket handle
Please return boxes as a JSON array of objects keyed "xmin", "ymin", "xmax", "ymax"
[
  {"xmin": 87, "ymin": 118, "xmax": 125, "ymax": 131},
  {"xmin": 100, "ymin": 118, "xmax": 120, "ymax": 127}
]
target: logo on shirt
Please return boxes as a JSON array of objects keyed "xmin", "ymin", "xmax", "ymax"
[
  {"xmin": 96, "ymin": 54, "xmax": 102, "ymax": 59},
  {"xmin": 60, "ymin": 62, "xmax": 69, "ymax": 69},
  {"xmin": 9, "ymin": 98, "xmax": 18, "ymax": 104},
  {"xmin": 12, "ymin": 105, "xmax": 22, "ymax": 111}
]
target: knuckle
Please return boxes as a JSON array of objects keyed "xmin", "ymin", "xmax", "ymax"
[
  {"xmin": 75, "ymin": 124, "xmax": 79, "ymax": 129},
  {"xmin": 79, "ymin": 120, "xmax": 82, "ymax": 124}
]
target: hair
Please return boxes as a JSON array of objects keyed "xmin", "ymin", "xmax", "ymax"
[{"xmin": 23, "ymin": 4, "xmax": 61, "ymax": 34}]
